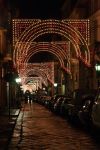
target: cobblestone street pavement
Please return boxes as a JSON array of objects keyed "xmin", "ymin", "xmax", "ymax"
[{"xmin": 8, "ymin": 102, "xmax": 100, "ymax": 150}]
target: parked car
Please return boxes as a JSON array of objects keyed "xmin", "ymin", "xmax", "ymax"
[
  {"xmin": 60, "ymin": 97, "xmax": 72, "ymax": 117},
  {"xmin": 43, "ymin": 96, "xmax": 52, "ymax": 107},
  {"xmin": 78, "ymin": 95, "xmax": 95, "ymax": 126},
  {"xmin": 91, "ymin": 88, "xmax": 100, "ymax": 129},
  {"xmin": 48, "ymin": 95, "xmax": 64, "ymax": 111},
  {"xmin": 53, "ymin": 96, "xmax": 66, "ymax": 114},
  {"xmin": 66, "ymin": 89, "xmax": 97, "ymax": 122}
]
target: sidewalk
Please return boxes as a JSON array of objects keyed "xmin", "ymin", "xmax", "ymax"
[{"xmin": 0, "ymin": 108, "xmax": 20, "ymax": 150}]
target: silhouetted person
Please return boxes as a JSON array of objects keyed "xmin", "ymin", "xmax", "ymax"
[{"xmin": 24, "ymin": 90, "xmax": 31, "ymax": 102}]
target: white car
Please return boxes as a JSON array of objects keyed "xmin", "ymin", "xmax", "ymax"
[{"xmin": 91, "ymin": 90, "xmax": 100, "ymax": 128}]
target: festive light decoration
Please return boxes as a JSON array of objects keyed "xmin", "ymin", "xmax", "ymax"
[
  {"xmin": 16, "ymin": 42, "xmax": 70, "ymax": 75},
  {"xmin": 13, "ymin": 19, "xmax": 90, "ymax": 68},
  {"xmin": 19, "ymin": 62, "xmax": 54, "ymax": 86},
  {"xmin": 12, "ymin": 19, "xmax": 91, "ymax": 90},
  {"xmin": 13, "ymin": 19, "xmax": 89, "ymax": 44},
  {"xmin": 63, "ymin": 19, "xmax": 90, "ymax": 44},
  {"xmin": 12, "ymin": 19, "xmax": 41, "ymax": 45},
  {"xmin": 20, "ymin": 68, "xmax": 48, "ymax": 86},
  {"xmin": 22, "ymin": 76, "xmax": 42, "ymax": 91}
]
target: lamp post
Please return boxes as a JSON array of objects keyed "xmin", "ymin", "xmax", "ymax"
[
  {"xmin": 54, "ymin": 83, "xmax": 57, "ymax": 95},
  {"xmin": 3, "ymin": 54, "xmax": 12, "ymax": 119},
  {"xmin": 15, "ymin": 77, "xmax": 22, "ymax": 108},
  {"xmin": 3, "ymin": 53, "xmax": 20, "ymax": 117}
]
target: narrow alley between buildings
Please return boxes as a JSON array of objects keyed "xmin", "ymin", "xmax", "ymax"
[{"xmin": 8, "ymin": 101, "xmax": 100, "ymax": 150}]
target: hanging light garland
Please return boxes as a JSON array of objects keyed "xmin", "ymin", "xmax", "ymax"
[
  {"xmin": 19, "ymin": 62, "xmax": 54, "ymax": 86},
  {"xmin": 13, "ymin": 19, "xmax": 90, "ymax": 68}
]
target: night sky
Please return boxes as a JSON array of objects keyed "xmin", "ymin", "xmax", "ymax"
[
  {"xmin": 10, "ymin": 0, "xmax": 66, "ymax": 19},
  {"xmin": 0, "ymin": 0, "xmax": 79, "ymax": 26}
]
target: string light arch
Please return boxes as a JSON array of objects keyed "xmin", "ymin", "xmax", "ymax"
[
  {"xmin": 12, "ymin": 19, "xmax": 91, "ymax": 90},
  {"xmin": 13, "ymin": 19, "xmax": 90, "ymax": 69},
  {"xmin": 17, "ymin": 42, "xmax": 70, "ymax": 74},
  {"xmin": 23, "ymin": 77, "xmax": 42, "ymax": 90},
  {"xmin": 20, "ymin": 69, "xmax": 48, "ymax": 86},
  {"xmin": 19, "ymin": 62, "xmax": 54, "ymax": 86}
]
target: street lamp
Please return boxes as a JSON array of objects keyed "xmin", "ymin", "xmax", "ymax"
[
  {"xmin": 95, "ymin": 64, "xmax": 100, "ymax": 87},
  {"xmin": 54, "ymin": 83, "xmax": 57, "ymax": 95},
  {"xmin": 54, "ymin": 83, "xmax": 57, "ymax": 87},
  {"xmin": 95, "ymin": 64, "xmax": 100, "ymax": 71},
  {"xmin": 15, "ymin": 77, "xmax": 22, "ymax": 108},
  {"xmin": 15, "ymin": 77, "xmax": 21, "ymax": 83}
]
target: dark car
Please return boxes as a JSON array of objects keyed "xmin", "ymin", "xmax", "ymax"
[
  {"xmin": 91, "ymin": 88, "xmax": 100, "ymax": 129},
  {"xmin": 78, "ymin": 95, "xmax": 96, "ymax": 126},
  {"xmin": 60, "ymin": 97, "xmax": 72, "ymax": 117},
  {"xmin": 49, "ymin": 95, "xmax": 66, "ymax": 111},
  {"xmin": 66, "ymin": 89, "xmax": 97, "ymax": 122},
  {"xmin": 53, "ymin": 96, "xmax": 66, "ymax": 114}
]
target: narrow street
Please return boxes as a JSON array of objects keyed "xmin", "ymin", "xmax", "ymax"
[{"xmin": 8, "ymin": 101, "xmax": 100, "ymax": 150}]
